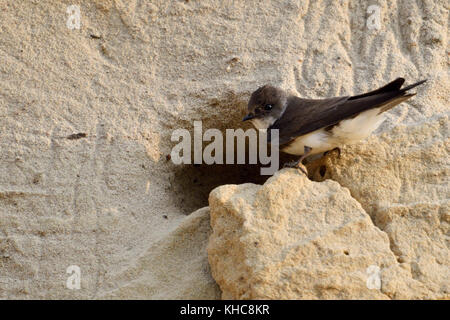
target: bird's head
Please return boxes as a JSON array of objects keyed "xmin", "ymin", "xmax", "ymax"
[{"xmin": 243, "ymin": 85, "xmax": 287, "ymax": 129}]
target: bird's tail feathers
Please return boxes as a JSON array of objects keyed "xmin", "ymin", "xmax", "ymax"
[
  {"xmin": 378, "ymin": 79, "xmax": 426, "ymax": 114},
  {"xmin": 400, "ymin": 79, "xmax": 427, "ymax": 93},
  {"xmin": 377, "ymin": 94, "xmax": 416, "ymax": 114}
]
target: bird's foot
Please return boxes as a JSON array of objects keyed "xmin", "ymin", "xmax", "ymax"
[
  {"xmin": 283, "ymin": 160, "xmax": 308, "ymax": 176},
  {"xmin": 324, "ymin": 147, "xmax": 341, "ymax": 159}
]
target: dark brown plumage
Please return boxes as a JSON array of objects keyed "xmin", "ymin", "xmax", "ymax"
[{"xmin": 262, "ymin": 78, "xmax": 427, "ymax": 145}]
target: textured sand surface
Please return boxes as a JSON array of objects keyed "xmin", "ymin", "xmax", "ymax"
[
  {"xmin": 306, "ymin": 115, "xmax": 449, "ymax": 298},
  {"xmin": 208, "ymin": 170, "xmax": 430, "ymax": 299},
  {"xmin": 0, "ymin": 0, "xmax": 448, "ymax": 298}
]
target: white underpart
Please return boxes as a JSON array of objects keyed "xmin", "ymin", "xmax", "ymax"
[
  {"xmin": 251, "ymin": 116, "xmax": 276, "ymax": 131},
  {"xmin": 282, "ymin": 107, "xmax": 386, "ymax": 155}
]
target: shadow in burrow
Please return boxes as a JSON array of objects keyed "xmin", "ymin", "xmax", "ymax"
[{"xmin": 162, "ymin": 91, "xmax": 333, "ymax": 214}]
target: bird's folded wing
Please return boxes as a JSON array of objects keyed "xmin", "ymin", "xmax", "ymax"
[
  {"xmin": 268, "ymin": 78, "xmax": 413, "ymax": 145},
  {"xmin": 268, "ymin": 96, "xmax": 349, "ymax": 145}
]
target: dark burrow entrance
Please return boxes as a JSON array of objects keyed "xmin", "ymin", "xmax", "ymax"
[{"xmin": 164, "ymin": 91, "xmax": 314, "ymax": 214}]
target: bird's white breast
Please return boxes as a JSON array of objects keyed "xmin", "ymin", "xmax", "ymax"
[
  {"xmin": 251, "ymin": 116, "xmax": 276, "ymax": 130},
  {"xmin": 282, "ymin": 107, "xmax": 386, "ymax": 155}
]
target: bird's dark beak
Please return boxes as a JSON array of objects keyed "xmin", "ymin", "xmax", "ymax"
[{"xmin": 242, "ymin": 113, "xmax": 254, "ymax": 122}]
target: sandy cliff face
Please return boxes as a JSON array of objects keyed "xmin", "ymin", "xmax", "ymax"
[
  {"xmin": 0, "ymin": 0, "xmax": 448, "ymax": 298},
  {"xmin": 306, "ymin": 116, "xmax": 449, "ymax": 298},
  {"xmin": 208, "ymin": 115, "xmax": 448, "ymax": 299},
  {"xmin": 208, "ymin": 170, "xmax": 431, "ymax": 299}
]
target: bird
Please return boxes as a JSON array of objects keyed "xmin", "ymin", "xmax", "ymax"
[{"xmin": 243, "ymin": 78, "xmax": 427, "ymax": 174}]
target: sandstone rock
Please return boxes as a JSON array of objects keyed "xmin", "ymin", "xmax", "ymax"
[
  {"xmin": 208, "ymin": 169, "xmax": 429, "ymax": 299},
  {"xmin": 307, "ymin": 114, "xmax": 449, "ymax": 299}
]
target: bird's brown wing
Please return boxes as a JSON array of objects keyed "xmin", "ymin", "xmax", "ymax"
[
  {"xmin": 268, "ymin": 78, "xmax": 425, "ymax": 145},
  {"xmin": 268, "ymin": 96, "xmax": 349, "ymax": 145}
]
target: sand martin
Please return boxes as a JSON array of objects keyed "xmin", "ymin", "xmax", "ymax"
[{"xmin": 243, "ymin": 78, "xmax": 427, "ymax": 174}]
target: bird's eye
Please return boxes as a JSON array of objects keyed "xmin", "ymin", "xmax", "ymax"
[{"xmin": 264, "ymin": 104, "xmax": 273, "ymax": 110}]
